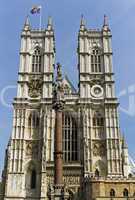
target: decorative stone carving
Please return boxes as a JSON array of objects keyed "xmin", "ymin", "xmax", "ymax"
[
  {"xmin": 26, "ymin": 141, "xmax": 39, "ymax": 158},
  {"xmin": 91, "ymin": 84, "xmax": 104, "ymax": 98},
  {"xmin": 28, "ymin": 76, "xmax": 42, "ymax": 98},
  {"xmin": 89, "ymin": 74, "xmax": 104, "ymax": 84},
  {"xmin": 47, "ymin": 175, "xmax": 80, "ymax": 186},
  {"xmin": 93, "ymin": 141, "xmax": 106, "ymax": 157}
]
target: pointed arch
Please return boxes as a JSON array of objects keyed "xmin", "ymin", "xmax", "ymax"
[
  {"xmin": 94, "ymin": 160, "xmax": 106, "ymax": 176},
  {"xmin": 110, "ymin": 189, "xmax": 115, "ymax": 197},
  {"xmin": 32, "ymin": 46, "xmax": 42, "ymax": 72},
  {"xmin": 123, "ymin": 188, "xmax": 128, "ymax": 197},
  {"xmin": 91, "ymin": 47, "xmax": 102, "ymax": 73},
  {"xmin": 25, "ymin": 161, "xmax": 38, "ymax": 190}
]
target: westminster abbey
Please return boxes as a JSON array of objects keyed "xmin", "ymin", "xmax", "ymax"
[{"xmin": 0, "ymin": 15, "xmax": 135, "ymax": 200}]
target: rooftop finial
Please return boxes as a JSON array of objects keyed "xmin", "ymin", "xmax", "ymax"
[
  {"xmin": 103, "ymin": 14, "xmax": 109, "ymax": 27},
  {"xmin": 80, "ymin": 14, "xmax": 85, "ymax": 30},
  {"xmin": 24, "ymin": 15, "xmax": 31, "ymax": 30},
  {"xmin": 47, "ymin": 16, "xmax": 53, "ymax": 30},
  {"xmin": 48, "ymin": 16, "xmax": 52, "ymax": 25},
  {"xmin": 103, "ymin": 15, "xmax": 110, "ymax": 31},
  {"xmin": 81, "ymin": 14, "xmax": 85, "ymax": 26}
]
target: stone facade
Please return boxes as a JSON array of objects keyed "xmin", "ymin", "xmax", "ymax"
[{"xmin": 0, "ymin": 15, "xmax": 135, "ymax": 200}]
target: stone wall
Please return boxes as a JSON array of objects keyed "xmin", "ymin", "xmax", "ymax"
[{"xmin": 84, "ymin": 177, "xmax": 135, "ymax": 200}]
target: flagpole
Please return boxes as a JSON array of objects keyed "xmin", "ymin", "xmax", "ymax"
[{"xmin": 39, "ymin": 6, "xmax": 42, "ymax": 30}]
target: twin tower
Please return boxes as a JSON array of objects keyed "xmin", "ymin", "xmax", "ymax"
[{"xmin": 0, "ymin": 15, "xmax": 135, "ymax": 200}]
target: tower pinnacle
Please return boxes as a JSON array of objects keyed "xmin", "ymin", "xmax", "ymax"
[
  {"xmin": 103, "ymin": 14, "xmax": 110, "ymax": 31},
  {"xmin": 103, "ymin": 15, "xmax": 108, "ymax": 26},
  {"xmin": 80, "ymin": 14, "xmax": 85, "ymax": 30},
  {"xmin": 23, "ymin": 15, "xmax": 31, "ymax": 30},
  {"xmin": 47, "ymin": 16, "xmax": 53, "ymax": 30}
]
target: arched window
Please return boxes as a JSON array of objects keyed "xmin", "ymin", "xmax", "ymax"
[
  {"xmin": 110, "ymin": 189, "xmax": 115, "ymax": 197},
  {"xmin": 123, "ymin": 188, "xmax": 128, "ymax": 197},
  {"xmin": 32, "ymin": 47, "xmax": 42, "ymax": 72},
  {"xmin": 30, "ymin": 169, "xmax": 36, "ymax": 189},
  {"xmin": 91, "ymin": 48, "xmax": 102, "ymax": 73},
  {"xmin": 62, "ymin": 114, "xmax": 78, "ymax": 162}
]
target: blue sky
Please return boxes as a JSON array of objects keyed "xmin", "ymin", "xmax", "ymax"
[{"xmin": 0, "ymin": 0, "xmax": 135, "ymax": 172}]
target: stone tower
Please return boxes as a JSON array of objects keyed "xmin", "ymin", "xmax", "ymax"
[
  {"xmin": 78, "ymin": 15, "xmax": 126, "ymax": 177},
  {"xmin": 1, "ymin": 16, "xmax": 56, "ymax": 200},
  {"xmin": 1, "ymin": 15, "xmax": 135, "ymax": 200}
]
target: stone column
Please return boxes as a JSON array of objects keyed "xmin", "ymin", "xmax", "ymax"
[
  {"xmin": 48, "ymin": 63, "xmax": 69, "ymax": 200},
  {"xmin": 54, "ymin": 108, "xmax": 63, "ymax": 185}
]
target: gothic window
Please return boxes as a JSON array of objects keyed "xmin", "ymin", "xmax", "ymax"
[
  {"xmin": 110, "ymin": 189, "xmax": 115, "ymax": 197},
  {"xmin": 91, "ymin": 48, "xmax": 101, "ymax": 73},
  {"xmin": 30, "ymin": 169, "xmax": 36, "ymax": 189},
  {"xmin": 62, "ymin": 114, "xmax": 78, "ymax": 162},
  {"xmin": 123, "ymin": 188, "xmax": 129, "ymax": 197},
  {"xmin": 32, "ymin": 47, "xmax": 42, "ymax": 72}
]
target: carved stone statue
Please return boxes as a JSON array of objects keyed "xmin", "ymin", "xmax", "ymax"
[
  {"xmin": 57, "ymin": 62, "xmax": 62, "ymax": 80},
  {"xmin": 53, "ymin": 63, "xmax": 65, "ymax": 110}
]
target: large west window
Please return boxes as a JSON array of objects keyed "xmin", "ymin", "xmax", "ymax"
[
  {"xmin": 91, "ymin": 48, "xmax": 101, "ymax": 73},
  {"xmin": 32, "ymin": 47, "xmax": 42, "ymax": 72},
  {"xmin": 62, "ymin": 114, "xmax": 78, "ymax": 162}
]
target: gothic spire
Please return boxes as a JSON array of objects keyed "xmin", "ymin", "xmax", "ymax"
[
  {"xmin": 80, "ymin": 14, "xmax": 85, "ymax": 30},
  {"xmin": 103, "ymin": 15, "xmax": 110, "ymax": 31},
  {"xmin": 23, "ymin": 16, "xmax": 31, "ymax": 31},
  {"xmin": 104, "ymin": 15, "xmax": 108, "ymax": 26},
  {"xmin": 47, "ymin": 16, "xmax": 53, "ymax": 30}
]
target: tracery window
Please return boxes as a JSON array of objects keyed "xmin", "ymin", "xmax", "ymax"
[
  {"xmin": 32, "ymin": 47, "xmax": 42, "ymax": 72},
  {"xmin": 62, "ymin": 114, "xmax": 78, "ymax": 162},
  {"xmin": 91, "ymin": 48, "xmax": 101, "ymax": 73}
]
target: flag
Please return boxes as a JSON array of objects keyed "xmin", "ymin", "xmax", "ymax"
[{"xmin": 30, "ymin": 6, "xmax": 41, "ymax": 14}]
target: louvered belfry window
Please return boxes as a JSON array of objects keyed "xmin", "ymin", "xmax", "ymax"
[{"xmin": 32, "ymin": 47, "xmax": 42, "ymax": 72}]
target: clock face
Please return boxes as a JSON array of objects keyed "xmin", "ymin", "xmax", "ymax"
[{"xmin": 91, "ymin": 85, "xmax": 103, "ymax": 98}]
